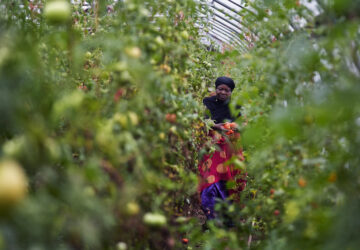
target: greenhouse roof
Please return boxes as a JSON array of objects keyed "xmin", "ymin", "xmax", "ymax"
[
  {"xmin": 198, "ymin": 0, "xmax": 253, "ymax": 52},
  {"xmin": 198, "ymin": 0, "xmax": 321, "ymax": 52}
]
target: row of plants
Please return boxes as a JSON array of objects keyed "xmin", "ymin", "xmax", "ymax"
[
  {"xmin": 0, "ymin": 0, "xmax": 359, "ymax": 249},
  {"xmin": 219, "ymin": 0, "xmax": 360, "ymax": 249},
  {"xmin": 0, "ymin": 0, "xmax": 221, "ymax": 249}
]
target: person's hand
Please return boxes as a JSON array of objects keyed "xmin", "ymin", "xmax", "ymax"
[{"xmin": 213, "ymin": 123, "xmax": 226, "ymax": 131}]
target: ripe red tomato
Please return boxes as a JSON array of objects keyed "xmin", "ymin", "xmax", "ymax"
[
  {"xmin": 229, "ymin": 122, "xmax": 237, "ymax": 129},
  {"xmin": 78, "ymin": 84, "xmax": 88, "ymax": 91},
  {"xmin": 226, "ymin": 130, "xmax": 234, "ymax": 135},
  {"xmin": 223, "ymin": 123, "xmax": 231, "ymax": 130},
  {"xmin": 165, "ymin": 114, "xmax": 176, "ymax": 123},
  {"xmin": 114, "ymin": 88, "xmax": 125, "ymax": 102},
  {"xmin": 298, "ymin": 177, "xmax": 307, "ymax": 187}
]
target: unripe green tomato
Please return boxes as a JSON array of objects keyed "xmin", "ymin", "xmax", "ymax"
[
  {"xmin": 125, "ymin": 202, "xmax": 140, "ymax": 215},
  {"xmin": 128, "ymin": 112, "xmax": 139, "ymax": 126},
  {"xmin": 180, "ymin": 30, "xmax": 189, "ymax": 40},
  {"xmin": 113, "ymin": 61, "xmax": 128, "ymax": 72},
  {"xmin": 44, "ymin": 1, "xmax": 71, "ymax": 24},
  {"xmin": 100, "ymin": 71, "xmax": 110, "ymax": 80},
  {"xmin": 85, "ymin": 51, "xmax": 92, "ymax": 59},
  {"xmin": 127, "ymin": 3, "xmax": 136, "ymax": 11},
  {"xmin": 175, "ymin": 216, "xmax": 188, "ymax": 223},
  {"xmin": 0, "ymin": 160, "xmax": 28, "ymax": 207},
  {"xmin": 159, "ymin": 132, "xmax": 166, "ymax": 140},
  {"xmin": 95, "ymin": 128, "xmax": 114, "ymax": 147},
  {"xmin": 121, "ymin": 71, "xmax": 132, "ymax": 81},
  {"xmin": 204, "ymin": 61, "xmax": 212, "ymax": 67},
  {"xmin": 181, "ymin": 117, "xmax": 188, "ymax": 123},
  {"xmin": 139, "ymin": 7, "xmax": 150, "ymax": 17},
  {"xmin": 155, "ymin": 36, "xmax": 165, "ymax": 47},
  {"xmin": 143, "ymin": 213, "xmax": 167, "ymax": 227},
  {"xmin": 125, "ymin": 47, "xmax": 141, "ymax": 59},
  {"xmin": 113, "ymin": 113, "xmax": 128, "ymax": 129},
  {"xmin": 116, "ymin": 242, "xmax": 127, "ymax": 250},
  {"xmin": 157, "ymin": 16, "xmax": 167, "ymax": 25},
  {"xmin": 2, "ymin": 136, "xmax": 26, "ymax": 158},
  {"xmin": 169, "ymin": 126, "xmax": 177, "ymax": 134}
]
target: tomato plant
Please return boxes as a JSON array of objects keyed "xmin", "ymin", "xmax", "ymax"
[{"xmin": 0, "ymin": 0, "xmax": 359, "ymax": 249}]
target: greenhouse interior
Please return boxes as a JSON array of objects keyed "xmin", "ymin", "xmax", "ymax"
[{"xmin": 0, "ymin": 0, "xmax": 359, "ymax": 249}]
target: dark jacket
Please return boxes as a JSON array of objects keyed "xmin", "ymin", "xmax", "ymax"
[{"xmin": 203, "ymin": 96, "xmax": 241, "ymax": 124}]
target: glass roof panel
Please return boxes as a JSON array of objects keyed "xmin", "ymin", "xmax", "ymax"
[{"xmin": 198, "ymin": 0, "xmax": 250, "ymax": 52}]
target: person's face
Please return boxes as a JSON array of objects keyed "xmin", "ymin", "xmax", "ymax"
[{"xmin": 216, "ymin": 84, "xmax": 232, "ymax": 101}]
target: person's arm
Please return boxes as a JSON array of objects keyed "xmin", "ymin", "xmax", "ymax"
[{"xmin": 212, "ymin": 123, "xmax": 226, "ymax": 131}]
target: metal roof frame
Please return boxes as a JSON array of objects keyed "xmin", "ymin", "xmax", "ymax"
[
  {"xmin": 200, "ymin": 9, "xmax": 242, "ymax": 34},
  {"xmin": 212, "ymin": 18, "xmax": 249, "ymax": 44},
  {"xmin": 209, "ymin": 22, "xmax": 248, "ymax": 48},
  {"xmin": 208, "ymin": 30, "xmax": 234, "ymax": 44},
  {"xmin": 196, "ymin": 0, "xmax": 258, "ymax": 52},
  {"xmin": 210, "ymin": 26, "xmax": 246, "ymax": 49},
  {"xmin": 198, "ymin": 0, "xmax": 316, "ymax": 51},
  {"xmin": 210, "ymin": 22, "xmax": 239, "ymax": 41},
  {"xmin": 213, "ymin": 12, "xmax": 244, "ymax": 34},
  {"xmin": 227, "ymin": 0, "xmax": 244, "ymax": 9},
  {"xmin": 207, "ymin": 28, "xmax": 245, "ymax": 48},
  {"xmin": 211, "ymin": 5, "xmax": 254, "ymax": 36},
  {"xmin": 207, "ymin": 33, "xmax": 245, "ymax": 52},
  {"xmin": 206, "ymin": 33, "xmax": 231, "ymax": 46},
  {"xmin": 212, "ymin": 18, "xmax": 241, "ymax": 36},
  {"xmin": 213, "ymin": 0, "xmax": 244, "ymax": 19},
  {"xmin": 224, "ymin": 0, "xmax": 257, "ymax": 16}
]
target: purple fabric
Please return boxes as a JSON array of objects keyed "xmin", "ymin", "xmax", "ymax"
[{"xmin": 200, "ymin": 180, "xmax": 229, "ymax": 220}]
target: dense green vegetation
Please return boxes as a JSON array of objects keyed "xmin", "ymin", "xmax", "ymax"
[{"xmin": 0, "ymin": 0, "xmax": 359, "ymax": 249}]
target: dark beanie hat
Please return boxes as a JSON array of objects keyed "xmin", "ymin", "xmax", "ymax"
[{"xmin": 215, "ymin": 76, "xmax": 235, "ymax": 91}]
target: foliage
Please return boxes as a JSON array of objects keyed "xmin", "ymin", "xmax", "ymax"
[
  {"xmin": 222, "ymin": 0, "xmax": 360, "ymax": 249},
  {"xmin": 0, "ymin": 0, "xmax": 215, "ymax": 249},
  {"xmin": 0, "ymin": 0, "xmax": 359, "ymax": 249}
]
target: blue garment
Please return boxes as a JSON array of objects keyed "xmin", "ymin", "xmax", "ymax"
[{"xmin": 200, "ymin": 180, "xmax": 229, "ymax": 220}]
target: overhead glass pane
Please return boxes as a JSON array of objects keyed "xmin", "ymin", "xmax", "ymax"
[{"xmin": 196, "ymin": 0, "xmax": 253, "ymax": 51}]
